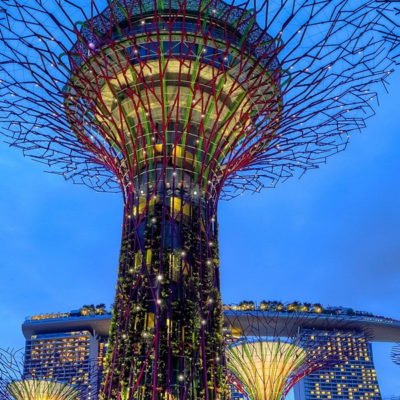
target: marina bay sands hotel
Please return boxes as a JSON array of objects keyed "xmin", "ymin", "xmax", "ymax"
[{"xmin": 21, "ymin": 303, "xmax": 400, "ymax": 399}]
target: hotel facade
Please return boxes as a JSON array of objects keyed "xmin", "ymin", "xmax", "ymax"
[{"xmin": 22, "ymin": 304, "xmax": 400, "ymax": 399}]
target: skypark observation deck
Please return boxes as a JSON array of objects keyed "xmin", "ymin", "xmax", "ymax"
[{"xmin": 22, "ymin": 308, "xmax": 400, "ymax": 343}]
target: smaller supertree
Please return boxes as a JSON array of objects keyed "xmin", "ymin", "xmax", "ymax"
[
  {"xmin": 391, "ymin": 344, "xmax": 400, "ymax": 366},
  {"xmin": 226, "ymin": 339, "xmax": 306, "ymax": 400},
  {"xmin": 7, "ymin": 380, "xmax": 80, "ymax": 400},
  {"xmin": 0, "ymin": 349, "xmax": 80, "ymax": 400},
  {"xmin": 224, "ymin": 308, "xmax": 370, "ymax": 400}
]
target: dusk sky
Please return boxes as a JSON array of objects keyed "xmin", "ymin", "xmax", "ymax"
[{"xmin": 0, "ymin": 6, "xmax": 400, "ymax": 400}]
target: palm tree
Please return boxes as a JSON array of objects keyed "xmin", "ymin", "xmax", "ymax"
[
  {"xmin": 287, "ymin": 302, "xmax": 300, "ymax": 312},
  {"xmin": 311, "ymin": 303, "xmax": 324, "ymax": 314}
]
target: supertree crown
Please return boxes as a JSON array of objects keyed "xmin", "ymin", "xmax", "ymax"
[
  {"xmin": 0, "ymin": 0, "xmax": 396, "ymax": 199},
  {"xmin": 7, "ymin": 380, "xmax": 80, "ymax": 400},
  {"xmin": 63, "ymin": 0, "xmax": 281, "ymax": 201},
  {"xmin": 0, "ymin": 349, "xmax": 80, "ymax": 400}
]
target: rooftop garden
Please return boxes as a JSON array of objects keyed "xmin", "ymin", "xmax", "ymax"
[
  {"xmin": 30, "ymin": 304, "xmax": 108, "ymax": 321},
  {"xmin": 28, "ymin": 301, "xmax": 396, "ymax": 322},
  {"xmin": 223, "ymin": 300, "xmax": 397, "ymax": 321}
]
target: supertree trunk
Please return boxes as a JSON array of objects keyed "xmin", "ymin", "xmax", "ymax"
[{"xmin": 102, "ymin": 188, "xmax": 226, "ymax": 400}]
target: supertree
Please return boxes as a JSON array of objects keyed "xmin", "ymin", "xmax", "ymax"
[
  {"xmin": 0, "ymin": 0, "xmax": 397, "ymax": 399},
  {"xmin": 0, "ymin": 349, "xmax": 80, "ymax": 400},
  {"xmin": 224, "ymin": 309, "xmax": 372, "ymax": 400},
  {"xmin": 392, "ymin": 343, "xmax": 400, "ymax": 366}
]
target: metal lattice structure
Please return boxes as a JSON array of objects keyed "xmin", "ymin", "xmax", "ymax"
[
  {"xmin": 224, "ymin": 310, "xmax": 371, "ymax": 400},
  {"xmin": 392, "ymin": 344, "xmax": 400, "ymax": 366},
  {"xmin": 0, "ymin": 0, "xmax": 397, "ymax": 399},
  {"xmin": 376, "ymin": 1, "xmax": 400, "ymax": 59},
  {"xmin": 0, "ymin": 0, "xmax": 397, "ymax": 197},
  {"xmin": 0, "ymin": 349, "xmax": 80, "ymax": 400}
]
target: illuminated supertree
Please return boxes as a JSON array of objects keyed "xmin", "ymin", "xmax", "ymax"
[
  {"xmin": 0, "ymin": 349, "xmax": 80, "ymax": 400},
  {"xmin": 224, "ymin": 310, "xmax": 371, "ymax": 400},
  {"xmin": 0, "ymin": 0, "xmax": 396, "ymax": 399},
  {"xmin": 392, "ymin": 344, "xmax": 400, "ymax": 366}
]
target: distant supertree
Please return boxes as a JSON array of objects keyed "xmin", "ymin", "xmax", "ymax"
[
  {"xmin": 224, "ymin": 310, "xmax": 371, "ymax": 400},
  {"xmin": 0, "ymin": 1, "xmax": 397, "ymax": 399},
  {"xmin": 7, "ymin": 381, "xmax": 80, "ymax": 400},
  {"xmin": 392, "ymin": 343, "xmax": 400, "ymax": 366},
  {"xmin": 0, "ymin": 349, "xmax": 80, "ymax": 400}
]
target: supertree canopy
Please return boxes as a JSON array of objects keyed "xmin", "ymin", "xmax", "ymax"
[
  {"xmin": 227, "ymin": 340, "xmax": 306, "ymax": 400},
  {"xmin": 0, "ymin": 0, "xmax": 397, "ymax": 399},
  {"xmin": 7, "ymin": 381, "xmax": 80, "ymax": 400},
  {"xmin": 224, "ymin": 310, "xmax": 371, "ymax": 400},
  {"xmin": 0, "ymin": 349, "xmax": 80, "ymax": 400}
]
